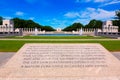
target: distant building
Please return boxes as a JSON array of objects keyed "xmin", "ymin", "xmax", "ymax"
[
  {"xmin": 102, "ymin": 21, "xmax": 118, "ymax": 32},
  {"xmin": 0, "ymin": 19, "xmax": 14, "ymax": 32},
  {"xmin": 56, "ymin": 28, "xmax": 62, "ymax": 32}
]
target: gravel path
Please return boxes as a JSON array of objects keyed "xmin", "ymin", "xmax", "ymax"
[{"xmin": 0, "ymin": 52, "xmax": 119, "ymax": 67}]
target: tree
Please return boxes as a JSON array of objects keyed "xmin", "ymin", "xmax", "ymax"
[
  {"xmin": 63, "ymin": 23, "xmax": 84, "ymax": 31},
  {"xmin": 85, "ymin": 19, "xmax": 102, "ymax": 29},
  {"xmin": 13, "ymin": 18, "xmax": 43, "ymax": 28},
  {"xmin": 13, "ymin": 18, "xmax": 26, "ymax": 28},
  {"xmin": 115, "ymin": 10, "xmax": 120, "ymax": 20},
  {"xmin": 113, "ymin": 10, "xmax": 120, "ymax": 32},
  {"xmin": 42, "ymin": 26, "xmax": 55, "ymax": 31},
  {"xmin": 0, "ymin": 16, "xmax": 3, "ymax": 25},
  {"xmin": 12, "ymin": 18, "xmax": 55, "ymax": 31}
]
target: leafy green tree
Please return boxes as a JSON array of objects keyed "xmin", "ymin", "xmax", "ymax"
[
  {"xmin": 12, "ymin": 18, "xmax": 55, "ymax": 31},
  {"xmin": 0, "ymin": 16, "xmax": 3, "ymax": 25},
  {"xmin": 112, "ymin": 20, "xmax": 117, "ymax": 25},
  {"xmin": 24, "ymin": 20, "xmax": 43, "ymax": 28},
  {"xmin": 113, "ymin": 10, "xmax": 120, "ymax": 32},
  {"xmin": 115, "ymin": 10, "xmax": 120, "ymax": 20},
  {"xmin": 85, "ymin": 19, "xmax": 102, "ymax": 29},
  {"xmin": 63, "ymin": 23, "xmax": 84, "ymax": 31},
  {"xmin": 13, "ymin": 18, "xmax": 26, "ymax": 28},
  {"xmin": 42, "ymin": 26, "xmax": 55, "ymax": 31},
  {"xmin": 13, "ymin": 18, "xmax": 43, "ymax": 28}
]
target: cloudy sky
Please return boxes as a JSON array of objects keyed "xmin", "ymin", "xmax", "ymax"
[{"xmin": 0, "ymin": 0, "xmax": 120, "ymax": 29}]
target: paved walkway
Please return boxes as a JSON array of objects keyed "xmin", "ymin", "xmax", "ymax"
[
  {"xmin": 112, "ymin": 52, "xmax": 120, "ymax": 60},
  {"xmin": 0, "ymin": 52, "xmax": 15, "ymax": 67},
  {"xmin": 0, "ymin": 52, "xmax": 120, "ymax": 67}
]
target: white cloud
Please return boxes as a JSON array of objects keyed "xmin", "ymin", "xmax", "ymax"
[
  {"xmin": 89, "ymin": 8, "xmax": 115, "ymax": 20},
  {"xmin": 15, "ymin": 11, "xmax": 24, "ymax": 16},
  {"xmin": 101, "ymin": 0, "xmax": 120, "ymax": 6},
  {"xmin": 29, "ymin": 17, "xmax": 35, "ymax": 20},
  {"xmin": 76, "ymin": 0, "xmax": 120, "ymax": 6},
  {"xmin": 76, "ymin": 0, "xmax": 91, "ymax": 3},
  {"xmin": 76, "ymin": 0, "xmax": 107, "ymax": 3},
  {"xmin": 83, "ymin": 8, "xmax": 115, "ymax": 20},
  {"xmin": 64, "ymin": 7, "xmax": 115, "ymax": 20},
  {"xmin": 48, "ymin": 18, "xmax": 69, "ymax": 29},
  {"xmin": 94, "ymin": 0, "xmax": 106, "ymax": 2},
  {"xmin": 87, "ymin": 7, "xmax": 96, "ymax": 11},
  {"xmin": 64, "ymin": 12, "xmax": 80, "ymax": 18},
  {"xmin": 64, "ymin": 7, "xmax": 115, "ymax": 25},
  {"xmin": 73, "ymin": 19, "xmax": 89, "ymax": 25},
  {"xmin": 3, "ymin": 16, "xmax": 12, "ymax": 19}
]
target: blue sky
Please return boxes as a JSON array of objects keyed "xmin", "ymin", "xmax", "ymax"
[{"xmin": 0, "ymin": 0, "xmax": 120, "ymax": 29}]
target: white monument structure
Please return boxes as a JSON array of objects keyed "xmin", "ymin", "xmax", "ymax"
[
  {"xmin": 56, "ymin": 28, "xmax": 62, "ymax": 32},
  {"xmin": 102, "ymin": 21, "xmax": 118, "ymax": 32},
  {"xmin": 0, "ymin": 19, "xmax": 119, "ymax": 36},
  {"xmin": 0, "ymin": 19, "xmax": 14, "ymax": 32}
]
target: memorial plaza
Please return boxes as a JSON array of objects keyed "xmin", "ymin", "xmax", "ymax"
[
  {"xmin": 0, "ymin": 0, "xmax": 120, "ymax": 79},
  {"xmin": 0, "ymin": 19, "xmax": 120, "ymax": 80}
]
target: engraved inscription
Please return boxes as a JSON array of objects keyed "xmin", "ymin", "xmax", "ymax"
[{"xmin": 21, "ymin": 45, "xmax": 108, "ymax": 68}]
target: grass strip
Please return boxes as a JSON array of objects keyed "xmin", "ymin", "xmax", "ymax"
[{"xmin": 0, "ymin": 40, "xmax": 119, "ymax": 52}]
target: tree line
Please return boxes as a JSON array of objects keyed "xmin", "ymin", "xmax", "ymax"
[
  {"xmin": 13, "ymin": 18, "xmax": 56, "ymax": 31},
  {"xmin": 62, "ymin": 19, "xmax": 103, "ymax": 31},
  {"xmin": 0, "ymin": 17, "xmax": 55, "ymax": 31},
  {"xmin": 0, "ymin": 10, "xmax": 120, "ymax": 31},
  {"xmin": 63, "ymin": 10, "xmax": 120, "ymax": 31}
]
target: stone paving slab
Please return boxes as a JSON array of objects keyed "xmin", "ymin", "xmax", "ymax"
[{"xmin": 0, "ymin": 44, "xmax": 120, "ymax": 80}]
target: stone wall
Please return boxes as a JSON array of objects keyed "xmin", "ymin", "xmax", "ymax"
[{"xmin": 96, "ymin": 32, "xmax": 120, "ymax": 38}]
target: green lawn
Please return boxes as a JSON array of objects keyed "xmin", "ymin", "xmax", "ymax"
[
  {"xmin": 5, "ymin": 36, "xmax": 110, "ymax": 39},
  {"xmin": 0, "ymin": 40, "xmax": 120, "ymax": 52}
]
